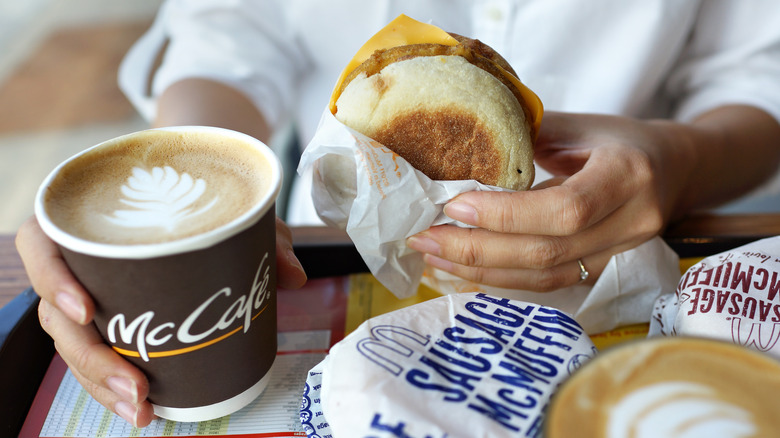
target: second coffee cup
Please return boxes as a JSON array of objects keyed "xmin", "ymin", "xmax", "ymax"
[{"xmin": 545, "ymin": 337, "xmax": 780, "ymax": 437}]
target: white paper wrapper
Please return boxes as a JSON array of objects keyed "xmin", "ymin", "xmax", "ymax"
[
  {"xmin": 298, "ymin": 110, "xmax": 506, "ymax": 295},
  {"xmin": 649, "ymin": 236, "xmax": 780, "ymax": 357},
  {"xmin": 300, "ymin": 292, "xmax": 597, "ymax": 438},
  {"xmin": 298, "ymin": 109, "xmax": 681, "ymax": 334}
]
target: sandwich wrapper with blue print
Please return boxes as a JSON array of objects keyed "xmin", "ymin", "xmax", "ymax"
[{"xmin": 299, "ymin": 292, "xmax": 597, "ymax": 438}]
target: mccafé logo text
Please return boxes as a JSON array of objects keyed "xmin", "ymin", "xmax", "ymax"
[{"xmin": 106, "ymin": 253, "xmax": 272, "ymax": 362}]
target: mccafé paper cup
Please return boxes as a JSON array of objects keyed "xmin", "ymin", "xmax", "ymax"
[
  {"xmin": 35, "ymin": 126, "xmax": 283, "ymax": 422},
  {"xmin": 300, "ymin": 293, "xmax": 597, "ymax": 437}
]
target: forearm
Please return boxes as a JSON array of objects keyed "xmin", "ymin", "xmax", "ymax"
[
  {"xmin": 657, "ymin": 105, "xmax": 780, "ymax": 221},
  {"xmin": 154, "ymin": 78, "xmax": 271, "ymax": 143}
]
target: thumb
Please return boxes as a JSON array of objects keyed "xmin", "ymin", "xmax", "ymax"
[
  {"xmin": 534, "ymin": 111, "xmax": 591, "ymax": 176},
  {"xmin": 274, "ymin": 217, "xmax": 307, "ymax": 289}
]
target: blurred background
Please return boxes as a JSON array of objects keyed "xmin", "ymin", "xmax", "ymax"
[
  {"xmin": 1, "ymin": 0, "xmax": 775, "ymax": 237},
  {"xmin": 0, "ymin": 0, "xmax": 164, "ymax": 233}
]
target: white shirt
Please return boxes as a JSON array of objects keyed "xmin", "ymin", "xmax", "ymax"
[{"xmin": 120, "ymin": 0, "xmax": 780, "ymax": 224}]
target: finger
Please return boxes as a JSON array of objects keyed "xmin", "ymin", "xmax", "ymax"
[
  {"xmin": 446, "ymin": 137, "xmax": 656, "ymax": 235},
  {"xmin": 421, "ymin": 248, "xmax": 615, "ymax": 292},
  {"xmin": 530, "ymin": 176, "xmax": 567, "ymax": 191},
  {"xmin": 65, "ymin": 357, "xmax": 156, "ymax": 427},
  {"xmin": 410, "ymin": 226, "xmax": 572, "ymax": 270},
  {"xmin": 409, "ymin": 202, "xmax": 661, "ymax": 271},
  {"xmin": 16, "ymin": 217, "xmax": 94, "ymax": 324},
  {"xmin": 39, "ymin": 299, "xmax": 153, "ymax": 426},
  {"xmin": 534, "ymin": 111, "xmax": 582, "ymax": 147},
  {"xmin": 275, "ymin": 217, "xmax": 307, "ymax": 289},
  {"xmin": 442, "ymin": 183, "xmax": 602, "ymax": 237},
  {"xmin": 533, "ymin": 111, "xmax": 594, "ymax": 174}
]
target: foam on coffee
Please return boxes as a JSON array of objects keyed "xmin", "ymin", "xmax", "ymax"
[
  {"xmin": 545, "ymin": 337, "xmax": 780, "ymax": 437},
  {"xmin": 43, "ymin": 130, "xmax": 273, "ymax": 245}
]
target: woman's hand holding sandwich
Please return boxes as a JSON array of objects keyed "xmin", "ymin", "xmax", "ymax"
[{"xmin": 407, "ymin": 106, "xmax": 780, "ymax": 291}]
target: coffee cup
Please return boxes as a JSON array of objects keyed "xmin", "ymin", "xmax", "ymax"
[
  {"xmin": 35, "ymin": 126, "xmax": 283, "ymax": 422},
  {"xmin": 545, "ymin": 337, "xmax": 780, "ymax": 437}
]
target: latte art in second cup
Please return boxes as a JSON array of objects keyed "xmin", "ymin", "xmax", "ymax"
[
  {"xmin": 608, "ymin": 381, "xmax": 754, "ymax": 437},
  {"xmin": 545, "ymin": 337, "xmax": 780, "ymax": 438},
  {"xmin": 43, "ymin": 129, "xmax": 273, "ymax": 245}
]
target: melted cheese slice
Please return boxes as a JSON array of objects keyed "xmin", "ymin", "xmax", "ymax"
[{"xmin": 329, "ymin": 14, "xmax": 543, "ymax": 137}]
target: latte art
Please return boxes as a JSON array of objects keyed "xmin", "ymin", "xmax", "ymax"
[
  {"xmin": 104, "ymin": 166, "xmax": 218, "ymax": 232},
  {"xmin": 545, "ymin": 338, "xmax": 780, "ymax": 438},
  {"xmin": 608, "ymin": 382, "xmax": 755, "ymax": 438},
  {"xmin": 42, "ymin": 129, "xmax": 274, "ymax": 245}
]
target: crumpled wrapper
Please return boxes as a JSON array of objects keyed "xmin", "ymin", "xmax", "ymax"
[
  {"xmin": 299, "ymin": 292, "xmax": 597, "ymax": 438},
  {"xmin": 649, "ymin": 235, "xmax": 780, "ymax": 357},
  {"xmin": 297, "ymin": 110, "xmax": 681, "ymax": 334},
  {"xmin": 299, "ymin": 110, "xmax": 505, "ymax": 292}
]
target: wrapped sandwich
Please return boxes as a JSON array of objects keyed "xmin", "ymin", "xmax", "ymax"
[{"xmin": 298, "ymin": 14, "xmax": 543, "ymax": 298}]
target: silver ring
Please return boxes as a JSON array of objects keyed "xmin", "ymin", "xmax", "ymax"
[{"xmin": 577, "ymin": 259, "xmax": 589, "ymax": 283}]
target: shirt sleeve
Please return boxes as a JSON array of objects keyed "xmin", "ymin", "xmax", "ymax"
[
  {"xmin": 665, "ymin": 1, "xmax": 780, "ymax": 202},
  {"xmin": 123, "ymin": 0, "xmax": 309, "ymax": 130},
  {"xmin": 667, "ymin": 1, "xmax": 780, "ymax": 124}
]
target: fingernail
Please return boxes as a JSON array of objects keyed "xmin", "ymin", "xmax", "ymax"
[
  {"xmin": 444, "ymin": 202, "xmax": 478, "ymax": 224},
  {"xmin": 424, "ymin": 254, "xmax": 454, "ymax": 272},
  {"xmin": 287, "ymin": 248, "xmax": 305, "ymax": 275},
  {"xmin": 407, "ymin": 235, "xmax": 441, "ymax": 256},
  {"xmin": 107, "ymin": 376, "xmax": 139, "ymax": 403},
  {"xmin": 114, "ymin": 400, "xmax": 138, "ymax": 427},
  {"xmin": 55, "ymin": 292, "xmax": 86, "ymax": 325}
]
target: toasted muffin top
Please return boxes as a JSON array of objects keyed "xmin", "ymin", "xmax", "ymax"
[{"xmin": 335, "ymin": 44, "xmax": 535, "ymax": 190}]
